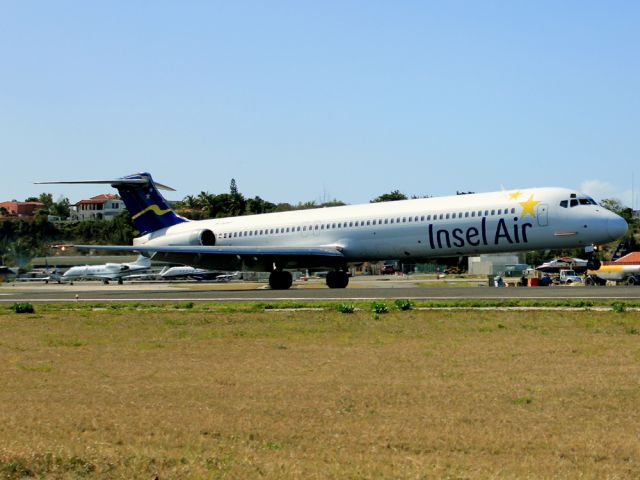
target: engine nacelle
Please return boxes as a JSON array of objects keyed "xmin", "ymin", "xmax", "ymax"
[{"xmin": 140, "ymin": 229, "xmax": 216, "ymax": 248}]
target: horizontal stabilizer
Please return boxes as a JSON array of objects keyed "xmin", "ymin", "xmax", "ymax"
[{"xmin": 35, "ymin": 178, "xmax": 176, "ymax": 191}]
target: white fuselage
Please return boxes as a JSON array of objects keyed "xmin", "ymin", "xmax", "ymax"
[
  {"xmin": 63, "ymin": 261, "xmax": 149, "ymax": 281},
  {"xmin": 134, "ymin": 187, "xmax": 627, "ymax": 269}
]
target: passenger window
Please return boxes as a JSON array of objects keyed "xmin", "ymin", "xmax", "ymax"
[
  {"xmin": 366, "ymin": 220, "xmax": 371, "ymax": 226},
  {"xmin": 491, "ymin": 210, "xmax": 495, "ymax": 215},
  {"xmin": 390, "ymin": 219, "xmax": 394, "ymax": 224},
  {"xmin": 497, "ymin": 209, "xmax": 502, "ymax": 215},
  {"xmin": 445, "ymin": 214, "xmax": 450, "ymax": 220},
  {"xmin": 471, "ymin": 212, "xmax": 475, "ymax": 217},
  {"xmin": 372, "ymin": 220, "xmax": 376, "ymax": 225},
  {"xmin": 465, "ymin": 212, "xmax": 469, "ymax": 218},
  {"xmin": 427, "ymin": 215, "xmax": 431, "ymax": 220},
  {"xmin": 349, "ymin": 221, "xmax": 353, "ymax": 227},
  {"xmin": 408, "ymin": 217, "xmax": 412, "ymax": 222},
  {"xmin": 420, "ymin": 216, "xmax": 425, "ymax": 221},
  {"xmin": 511, "ymin": 208, "xmax": 515, "ymax": 214},
  {"xmin": 384, "ymin": 219, "xmax": 388, "ymax": 224}
]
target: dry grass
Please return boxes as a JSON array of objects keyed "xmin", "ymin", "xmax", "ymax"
[{"xmin": 1, "ymin": 307, "xmax": 640, "ymax": 478}]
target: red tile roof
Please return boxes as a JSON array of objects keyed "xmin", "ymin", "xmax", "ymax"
[{"xmin": 75, "ymin": 194, "xmax": 120, "ymax": 206}]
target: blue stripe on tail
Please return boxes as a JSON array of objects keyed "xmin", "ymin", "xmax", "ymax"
[{"xmin": 114, "ymin": 173, "xmax": 187, "ymax": 235}]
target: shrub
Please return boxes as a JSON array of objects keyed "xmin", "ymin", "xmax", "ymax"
[
  {"xmin": 175, "ymin": 302, "xmax": 194, "ymax": 309},
  {"xmin": 336, "ymin": 303, "xmax": 355, "ymax": 314},
  {"xmin": 371, "ymin": 302, "xmax": 389, "ymax": 314},
  {"xmin": 394, "ymin": 299, "xmax": 413, "ymax": 311},
  {"xmin": 10, "ymin": 303, "xmax": 35, "ymax": 314},
  {"xmin": 612, "ymin": 302, "xmax": 626, "ymax": 313}
]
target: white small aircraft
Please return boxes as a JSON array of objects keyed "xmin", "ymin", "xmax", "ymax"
[
  {"xmin": 536, "ymin": 257, "xmax": 589, "ymax": 273},
  {"xmin": 37, "ymin": 172, "xmax": 628, "ymax": 289},
  {"xmin": 61, "ymin": 255, "xmax": 151, "ymax": 284},
  {"xmin": 159, "ymin": 265, "xmax": 239, "ymax": 282}
]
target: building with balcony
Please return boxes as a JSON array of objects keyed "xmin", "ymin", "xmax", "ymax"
[{"xmin": 72, "ymin": 194, "xmax": 125, "ymax": 221}]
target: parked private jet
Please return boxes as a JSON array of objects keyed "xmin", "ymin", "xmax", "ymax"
[
  {"xmin": 536, "ymin": 257, "xmax": 590, "ymax": 274},
  {"xmin": 61, "ymin": 255, "xmax": 151, "ymax": 284},
  {"xmin": 159, "ymin": 265, "xmax": 239, "ymax": 282},
  {"xmin": 37, "ymin": 172, "xmax": 628, "ymax": 289}
]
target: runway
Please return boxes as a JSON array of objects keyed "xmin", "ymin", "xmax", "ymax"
[{"xmin": 2, "ymin": 278, "xmax": 640, "ymax": 303}]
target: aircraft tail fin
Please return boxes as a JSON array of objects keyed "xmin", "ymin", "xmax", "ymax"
[
  {"xmin": 133, "ymin": 255, "xmax": 152, "ymax": 267},
  {"xmin": 37, "ymin": 172, "xmax": 188, "ymax": 235}
]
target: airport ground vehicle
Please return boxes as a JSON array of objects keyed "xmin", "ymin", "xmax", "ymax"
[
  {"xmin": 585, "ymin": 264, "xmax": 640, "ymax": 286},
  {"xmin": 558, "ymin": 269, "xmax": 582, "ymax": 285}
]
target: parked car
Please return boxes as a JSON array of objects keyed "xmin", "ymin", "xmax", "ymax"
[{"xmin": 381, "ymin": 265, "xmax": 396, "ymax": 275}]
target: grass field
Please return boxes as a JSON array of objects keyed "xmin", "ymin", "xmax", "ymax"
[{"xmin": 1, "ymin": 303, "xmax": 640, "ymax": 478}]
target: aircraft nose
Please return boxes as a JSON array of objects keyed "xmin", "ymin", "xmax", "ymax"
[{"xmin": 607, "ymin": 215, "xmax": 628, "ymax": 240}]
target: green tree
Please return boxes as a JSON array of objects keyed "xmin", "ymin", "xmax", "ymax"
[
  {"xmin": 370, "ymin": 190, "xmax": 408, "ymax": 203},
  {"xmin": 600, "ymin": 198, "xmax": 634, "ymax": 223},
  {"xmin": 50, "ymin": 196, "xmax": 71, "ymax": 219}
]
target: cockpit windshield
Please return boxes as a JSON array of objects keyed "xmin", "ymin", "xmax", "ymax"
[{"xmin": 559, "ymin": 196, "xmax": 597, "ymax": 208}]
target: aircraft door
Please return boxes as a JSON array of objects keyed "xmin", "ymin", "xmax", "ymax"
[{"xmin": 537, "ymin": 204, "xmax": 548, "ymax": 226}]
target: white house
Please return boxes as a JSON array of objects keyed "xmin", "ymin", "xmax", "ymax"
[{"xmin": 72, "ymin": 194, "xmax": 126, "ymax": 221}]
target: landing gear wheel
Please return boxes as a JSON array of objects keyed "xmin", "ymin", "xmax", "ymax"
[
  {"xmin": 326, "ymin": 271, "xmax": 349, "ymax": 289},
  {"xmin": 585, "ymin": 276, "xmax": 595, "ymax": 286},
  {"xmin": 269, "ymin": 271, "xmax": 293, "ymax": 290},
  {"xmin": 118, "ymin": 278, "xmax": 123, "ymax": 285},
  {"xmin": 627, "ymin": 276, "xmax": 638, "ymax": 286}
]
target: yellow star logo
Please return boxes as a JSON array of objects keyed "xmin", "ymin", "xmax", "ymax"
[
  {"xmin": 508, "ymin": 191, "xmax": 522, "ymax": 200},
  {"xmin": 519, "ymin": 195, "xmax": 540, "ymax": 218}
]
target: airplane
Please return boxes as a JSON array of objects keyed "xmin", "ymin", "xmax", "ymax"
[
  {"xmin": 60, "ymin": 255, "xmax": 151, "ymax": 284},
  {"xmin": 159, "ymin": 265, "xmax": 239, "ymax": 282},
  {"xmin": 36, "ymin": 172, "xmax": 628, "ymax": 290},
  {"xmin": 536, "ymin": 257, "xmax": 589, "ymax": 274}
]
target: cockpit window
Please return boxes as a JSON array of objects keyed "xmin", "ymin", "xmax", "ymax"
[{"xmin": 561, "ymin": 196, "xmax": 597, "ymax": 208}]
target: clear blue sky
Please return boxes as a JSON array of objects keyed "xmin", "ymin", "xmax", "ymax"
[{"xmin": 1, "ymin": 1, "xmax": 639, "ymax": 208}]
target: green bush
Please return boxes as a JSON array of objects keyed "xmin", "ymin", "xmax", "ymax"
[
  {"xmin": 336, "ymin": 303, "xmax": 355, "ymax": 314},
  {"xmin": 10, "ymin": 303, "xmax": 35, "ymax": 314},
  {"xmin": 371, "ymin": 302, "xmax": 389, "ymax": 314},
  {"xmin": 612, "ymin": 302, "xmax": 626, "ymax": 313},
  {"xmin": 394, "ymin": 299, "xmax": 413, "ymax": 311}
]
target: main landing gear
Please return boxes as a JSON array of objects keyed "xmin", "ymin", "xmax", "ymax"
[
  {"xmin": 268, "ymin": 270, "xmax": 350, "ymax": 289},
  {"xmin": 269, "ymin": 270, "xmax": 293, "ymax": 290},
  {"xmin": 326, "ymin": 271, "xmax": 349, "ymax": 289}
]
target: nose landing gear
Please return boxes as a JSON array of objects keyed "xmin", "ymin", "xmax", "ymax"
[
  {"xmin": 326, "ymin": 270, "xmax": 349, "ymax": 289},
  {"xmin": 269, "ymin": 270, "xmax": 293, "ymax": 290}
]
